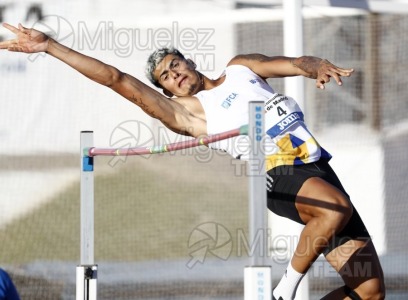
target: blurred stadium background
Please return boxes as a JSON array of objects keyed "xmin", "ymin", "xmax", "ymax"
[{"xmin": 0, "ymin": 0, "xmax": 407, "ymax": 299}]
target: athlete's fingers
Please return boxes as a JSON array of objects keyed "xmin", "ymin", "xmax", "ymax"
[
  {"xmin": 6, "ymin": 46, "xmax": 23, "ymax": 52},
  {"xmin": 328, "ymin": 70, "xmax": 343, "ymax": 86},
  {"xmin": 2, "ymin": 23, "xmax": 20, "ymax": 35},
  {"xmin": 323, "ymin": 74, "xmax": 331, "ymax": 83},
  {"xmin": 318, "ymin": 74, "xmax": 331, "ymax": 85},
  {"xmin": 319, "ymin": 67, "xmax": 353, "ymax": 88},
  {"xmin": 316, "ymin": 61, "xmax": 354, "ymax": 89},
  {"xmin": 316, "ymin": 73, "xmax": 332, "ymax": 89},
  {"xmin": 316, "ymin": 80, "xmax": 325, "ymax": 90},
  {"xmin": 335, "ymin": 67, "xmax": 354, "ymax": 76},
  {"xmin": 0, "ymin": 40, "xmax": 8, "ymax": 49},
  {"xmin": 18, "ymin": 23, "xmax": 31, "ymax": 35},
  {"xmin": 332, "ymin": 67, "xmax": 354, "ymax": 85},
  {"xmin": 329, "ymin": 67, "xmax": 354, "ymax": 80},
  {"xmin": 0, "ymin": 39, "xmax": 18, "ymax": 49}
]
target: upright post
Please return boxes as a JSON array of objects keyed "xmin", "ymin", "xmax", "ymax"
[
  {"xmin": 77, "ymin": 131, "xmax": 98, "ymax": 300},
  {"xmin": 282, "ymin": 2, "xmax": 310, "ymax": 299},
  {"xmin": 244, "ymin": 101, "xmax": 271, "ymax": 300},
  {"xmin": 284, "ymin": 0, "xmax": 304, "ymax": 108}
]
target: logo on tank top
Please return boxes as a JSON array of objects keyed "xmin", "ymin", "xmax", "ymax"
[
  {"xmin": 249, "ymin": 78, "xmax": 262, "ymax": 84},
  {"xmin": 221, "ymin": 92, "xmax": 239, "ymax": 109}
]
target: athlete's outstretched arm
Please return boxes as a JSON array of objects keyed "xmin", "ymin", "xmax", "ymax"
[
  {"xmin": 0, "ymin": 23, "xmax": 201, "ymax": 136},
  {"xmin": 229, "ymin": 53, "xmax": 354, "ymax": 89}
]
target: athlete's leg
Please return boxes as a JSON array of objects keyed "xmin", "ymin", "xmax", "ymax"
[
  {"xmin": 292, "ymin": 177, "xmax": 353, "ymax": 273},
  {"xmin": 269, "ymin": 160, "xmax": 384, "ymax": 299},
  {"xmin": 273, "ymin": 176, "xmax": 354, "ymax": 300},
  {"xmin": 322, "ymin": 239, "xmax": 385, "ymax": 299},
  {"xmin": 294, "ymin": 177, "xmax": 385, "ymax": 299}
]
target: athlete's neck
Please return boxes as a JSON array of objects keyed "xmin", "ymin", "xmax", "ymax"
[{"xmin": 202, "ymin": 73, "xmax": 226, "ymax": 91}]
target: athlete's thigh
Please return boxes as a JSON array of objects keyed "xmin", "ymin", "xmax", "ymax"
[
  {"xmin": 295, "ymin": 176, "xmax": 352, "ymax": 224},
  {"xmin": 325, "ymin": 239, "xmax": 385, "ymax": 292}
]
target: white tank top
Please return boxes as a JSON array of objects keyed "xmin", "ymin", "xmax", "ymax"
[{"xmin": 194, "ymin": 65, "xmax": 331, "ymax": 170}]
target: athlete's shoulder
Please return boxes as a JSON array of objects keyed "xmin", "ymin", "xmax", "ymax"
[
  {"xmin": 227, "ymin": 54, "xmax": 269, "ymax": 76},
  {"xmin": 227, "ymin": 53, "xmax": 268, "ymax": 67}
]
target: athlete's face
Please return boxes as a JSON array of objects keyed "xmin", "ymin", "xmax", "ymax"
[{"xmin": 153, "ymin": 54, "xmax": 202, "ymax": 97}]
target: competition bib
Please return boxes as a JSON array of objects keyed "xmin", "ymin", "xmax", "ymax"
[{"xmin": 264, "ymin": 93, "xmax": 304, "ymax": 138}]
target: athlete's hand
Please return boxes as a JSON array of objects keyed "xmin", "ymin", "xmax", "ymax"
[
  {"xmin": 0, "ymin": 23, "xmax": 50, "ymax": 53},
  {"xmin": 315, "ymin": 59, "xmax": 354, "ymax": 90}
]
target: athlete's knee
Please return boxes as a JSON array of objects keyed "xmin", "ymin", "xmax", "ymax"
[
  {"xmin": 319, "ymin": 195, "xmax": 353, "ymax": 232},
  {"xmin": 301, "ymin": 194, "xmax": 353, "ymax": 221},
  {"xmin": 349, "ymin": 279, "xmax": 386, "ymax": 300},
  {"xmin": 343, "ymin": 285, "xmax": 363, "ymax": 300}
]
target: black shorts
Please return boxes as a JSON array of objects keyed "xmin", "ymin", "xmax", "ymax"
[{"xmin": 266, "ymin": 159, "xmax": 371, "ymax": 255}]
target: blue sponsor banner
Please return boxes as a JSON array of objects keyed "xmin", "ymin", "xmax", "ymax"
[{"xmin": 266, "ymin": 111, "xmax": 304, "ymax": 138}]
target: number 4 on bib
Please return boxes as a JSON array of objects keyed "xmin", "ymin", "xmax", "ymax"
[{"xmin": 277, "ymin": 106, "xmax": 287, "ymax": 116}]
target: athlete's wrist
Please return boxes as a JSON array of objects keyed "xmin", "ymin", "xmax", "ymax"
[
  {"xmin": 292, "ymin": 56, "xmax": 323, "ymax": 79},
  {"xmin": 44, "ymin": 37, "xmax": 53, "ymax": 54}
]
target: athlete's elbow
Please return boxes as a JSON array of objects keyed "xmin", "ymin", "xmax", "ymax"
[{"xmin": 104, "ymin": 68, "xmax": 125, "ymax": 88}]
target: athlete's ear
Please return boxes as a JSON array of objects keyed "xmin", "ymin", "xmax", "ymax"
[
  {"xmin": 186, "ymin": 59, "xmax": 197, "ymax": 69},
  {"xmin": 163, "ymin": 89, "xmax": 174, "ymax": 98}
]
